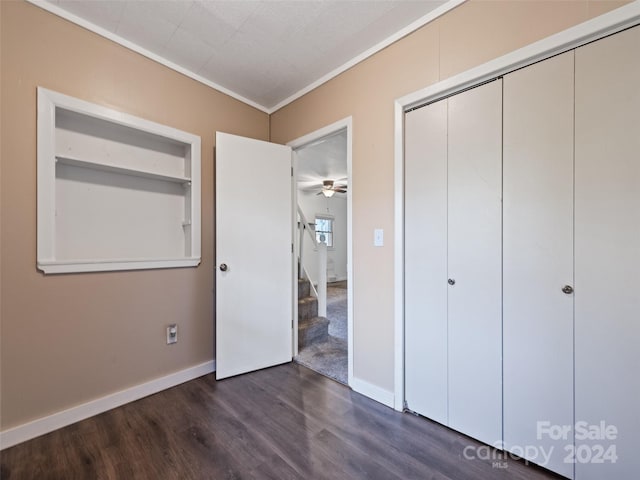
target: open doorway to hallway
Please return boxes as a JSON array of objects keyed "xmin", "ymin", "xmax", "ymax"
[{"xmin": 291, "ymin": 124, "xmax": 351, "ymax": 385}]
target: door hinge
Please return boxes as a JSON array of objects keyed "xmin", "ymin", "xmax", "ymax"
[
  {"xmin": 291, "ymin": 167, "xmax": 294, "ymax": 177},
  {"xmin": 291, "ymin": 243, "xmax": 294, "ymax": 253}
]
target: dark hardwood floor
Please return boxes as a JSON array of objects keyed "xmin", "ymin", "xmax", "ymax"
[{"xmin": 1, "ymin": 363, "xmax": 563, "ymax": 479}]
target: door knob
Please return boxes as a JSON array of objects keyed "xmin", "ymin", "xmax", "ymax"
[
  {"xmin": 562, "ymin": 285, "xmax": 573, "ymax": 294},
  {"xmin": 448, "ymin": 278, "xmax": 455, "ymax": 286},
  {"xmin": 219, "ymin": 263, "xmax": 228, "ymax": 272}
]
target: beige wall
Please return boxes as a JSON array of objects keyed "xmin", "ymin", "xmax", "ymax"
[
  {"xmin": 0, "ymin": 1, "xmax": 268, "ymax": 429},
  {"xmin": 270, "ymin": 0, "xmax": 628, "ymax": 393},
  {"xmin": 0, "ymin": 0, "xmax": 630, "ymax": 433}
]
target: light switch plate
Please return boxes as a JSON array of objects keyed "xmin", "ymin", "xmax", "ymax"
[
  {"xmin": 167, "ymin": 324, "xmax": 178, "ymax": 344},
  {"xmin": 374, "ymin": 228, "xmax": 384, "ymax": 247}
]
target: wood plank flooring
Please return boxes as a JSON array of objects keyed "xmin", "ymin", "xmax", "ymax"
[{"xmin": 1, "ymin": 363, "xmax": 563, "ymax": 479}]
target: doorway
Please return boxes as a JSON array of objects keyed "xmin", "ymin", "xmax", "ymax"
[{"xmin": 288, "ymin": 118, "xmax": 353, "ymax": 386}]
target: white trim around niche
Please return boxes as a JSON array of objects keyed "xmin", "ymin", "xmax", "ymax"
[
  {"xmin": 393, "ymin": 2, "xmax": 640, "ymax": 411},
  {"xmin": 37, "ymin": 87, "xmax": 202, "ymax": 274}
]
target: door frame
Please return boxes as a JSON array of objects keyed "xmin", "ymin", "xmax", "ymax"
[
  {"xmin": 393, "ymin": 4, "xmax": 640, "ymax": 412},
  {"xmin": 288, "ymin": 117, "xmax": 353, "ymax": 386}
]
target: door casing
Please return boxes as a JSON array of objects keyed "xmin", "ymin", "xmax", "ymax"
[{"xmin": 287, "ymin": 117, "xmax": 354, "ymax": 386}]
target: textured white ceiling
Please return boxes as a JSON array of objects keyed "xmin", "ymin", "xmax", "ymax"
[
  {"xmin": 296, "ymin": 129, "xmax": 347, "ymax": 191},
  {"xmin": 40, "ymin": 0, "xmax": 450, "ymax": 111}
]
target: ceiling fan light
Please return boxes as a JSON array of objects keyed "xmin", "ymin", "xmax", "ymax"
[{"xmin": 322, "ymin": 189, "xmax": 335, "ymax": 198}]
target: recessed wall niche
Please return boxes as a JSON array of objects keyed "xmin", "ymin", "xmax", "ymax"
[{"xmin": 37, "ymin": 87, "xmax": 201, "ymax": 274}]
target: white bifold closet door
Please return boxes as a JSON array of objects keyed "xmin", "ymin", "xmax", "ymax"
[
  {"xmin": 405, "ymin": 80, "xmax": 503, "ymax": 446},
  {"xmin": 574, "ymin": 25, "xmax": 640, "ymax": 480},
  {"xmin": 502, "ymin": 52, "xmax": 575, "ymax": 478},
  {"xmin": 404, "ymin": 100, "xmax": 448, "ymax": 426},
  {"xmin": 447, "ymin": 80, "xmax": 503, "ymax": 446}
]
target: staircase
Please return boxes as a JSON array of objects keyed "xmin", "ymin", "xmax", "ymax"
[{"xmin": 298, "ymin": 278, "xmax": 329, "ymax": 348}]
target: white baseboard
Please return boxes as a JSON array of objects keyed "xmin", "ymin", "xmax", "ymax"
[
  {"xmin": 350, "ymin": 376, "xmax": 394, "ymax": 408},
  {"xmin": 0, "ymin": 360, "xmax": 215, "ymax": 450}
]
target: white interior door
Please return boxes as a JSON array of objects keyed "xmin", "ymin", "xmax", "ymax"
[
  {"xmin": 503, "ymin": 51, "xmax": 575, "ymax": 478},
  {"xmin": 215, "ymin": 132, "xmax": 293, "ymax": 380},
  {"xmin": 404, "ymin": 99, "xmax": 448, "ymax": 425},
  {"xmin": 574, "ymin": 26, "xmax": 640, "ymax": 480},
  {"xmin": 447, "ymin": 80, "xmax": 503, "ymax": 446}
]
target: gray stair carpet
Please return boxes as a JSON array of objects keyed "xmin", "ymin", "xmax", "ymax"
[{"xmin": 295, "ymin": 281, "xmax": 347, "ymax": 385}]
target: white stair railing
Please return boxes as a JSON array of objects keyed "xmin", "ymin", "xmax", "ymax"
[
  {"xmin": 300, "ymin": 263, "xmax": 318, "ymax": 299},
  {"xmin": 297, "ymin": 205, "xmax": 327, "ymax": 317},
  {"xmin": 317, "ymin": 238, "xmax": 327, "ymax": 317},
  {"xmin": 298, "ymin": 207, "xmax": 315, "ymax": 278}
]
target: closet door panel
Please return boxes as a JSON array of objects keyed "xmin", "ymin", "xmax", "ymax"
[
  {"xmin": 503, "ymin": 52, "xmax": 575, "ymax": 479},
  {"xmin": 404, "ymin": 101, "xmax": 449, "ymax": 424},
  {"xmin": 575, "ymin": 26, "xmax": 640, "ymax": 480},
  {"xmin": 447, "ymin": 80, "xmax": 503, "ymax": 445}
]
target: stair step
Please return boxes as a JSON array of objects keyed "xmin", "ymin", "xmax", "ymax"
[
  {"xmin": 298, "ymin": 295, "xmax": 318, "ymax": 321},
  {"xmin": 298, "ymin": 278, "xmax": 310, "ymax": 299},
  {"xmin": 298, "ymin": 316, "xmax": 329, "ymax": 348}
]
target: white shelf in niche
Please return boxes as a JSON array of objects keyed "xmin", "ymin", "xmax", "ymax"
[
  {"xmin": 55, "ymin": 155, "xmax": 192, "ymax": 184},
  {"xmin": 37, "ymin": 87, "xmax": 202, "ymax": 274}
]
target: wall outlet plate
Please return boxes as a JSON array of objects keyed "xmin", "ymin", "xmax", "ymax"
[{"xmin": 167, "ymin": 324, "xmax": 178, "ymax": 344}]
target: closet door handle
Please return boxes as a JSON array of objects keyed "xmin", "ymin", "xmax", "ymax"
[
  {"xmin": 562, "ymin": 285, "xmax": 573, "ymax": 295},
  {"xmin": 448, "ymin": 278, "xmax": 455, "ymax": 286}
]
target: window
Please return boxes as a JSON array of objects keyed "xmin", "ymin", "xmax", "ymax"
[{"xmin": 315, "ymin": 215, "xmax": 334, "ymax": 247}]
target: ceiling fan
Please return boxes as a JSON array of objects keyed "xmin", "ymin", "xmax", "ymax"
[{"xmin": 317, "ymin": 179, "xmax": 347, "ymax": 197}]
